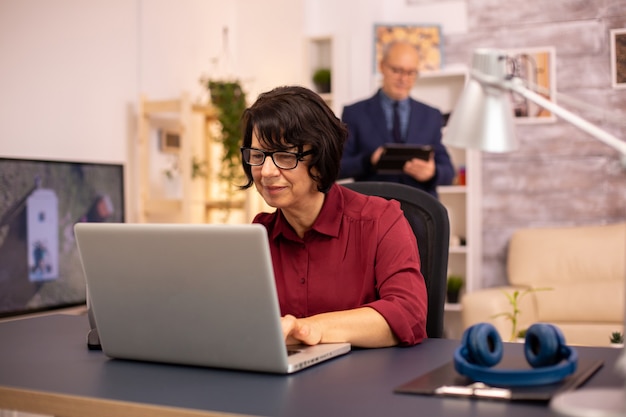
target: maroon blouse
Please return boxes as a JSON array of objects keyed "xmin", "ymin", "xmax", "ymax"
[{"xmin": 253, "ymin": 183, "xmax": 428, "ymax": 345}]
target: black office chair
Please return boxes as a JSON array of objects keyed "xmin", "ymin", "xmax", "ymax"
[{"xmin": 341, "ymin": 181, "xmax": 450, "ymax": 338}]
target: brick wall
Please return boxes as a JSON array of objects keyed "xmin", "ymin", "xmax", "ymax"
[{"xmin": 444, "ymin": 1, "xmax": 626, "ymax": 287}]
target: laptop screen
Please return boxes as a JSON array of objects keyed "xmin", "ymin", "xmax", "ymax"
[{"xmin": 0, "ymin": 157, "xmax": 125, "ymax": 318}]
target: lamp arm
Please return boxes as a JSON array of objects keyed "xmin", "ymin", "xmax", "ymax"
[
  {"xmin": 506, "ymin": 78, "xmax": 626, "ymax": 156},
  {"xmin": 527, "ymin": 80, "xmax": 626, "ymax": 127},
  {"xmin": 470, "ymin": 69, "xmax": 626, "ymax": 159}
]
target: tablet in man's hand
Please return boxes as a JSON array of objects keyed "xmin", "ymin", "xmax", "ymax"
[{"xmin": 375, "ymin": 144, "xmax": 433, "ymax": 173}]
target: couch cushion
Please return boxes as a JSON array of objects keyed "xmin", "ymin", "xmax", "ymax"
[
  {"xmin": 550, "ymin": 322, "xmax": 625, "ymax": 347},
  {"xmin": 533, "ymin": 281, "xmax": 624, "ymax": 323},
  {"xmin": 507, "ymin": 223, "xmax": 626, "ymax": 287}
]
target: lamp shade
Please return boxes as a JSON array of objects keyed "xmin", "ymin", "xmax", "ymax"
[{"xmin": 443, "ymin": 49, "xmax": 518, "ymax": 153}]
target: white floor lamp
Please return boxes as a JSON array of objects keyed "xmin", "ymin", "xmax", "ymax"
[{"xmin": 442, "ymin": 48, "xmax": 626, "ymax": 417}]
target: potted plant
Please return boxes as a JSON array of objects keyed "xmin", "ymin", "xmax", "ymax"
[
  {"xmin": 446, "ymin": 275, "xmax": 464, "ymax": 304},
  {"xmin": 492, "ymin": 287, "xmax": 551, "ymax": 342},
  {"xmin": 312, "ymin": 68, "xmax": 331, "ymax": 94},
  {"xmin": 609, "ymin": 331, "xmax": 624, "ymax": 348}
]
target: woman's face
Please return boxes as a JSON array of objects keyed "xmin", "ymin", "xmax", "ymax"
[{"xmin": 250, "ymin": 132, "xmax": 319, "ymax": 211}]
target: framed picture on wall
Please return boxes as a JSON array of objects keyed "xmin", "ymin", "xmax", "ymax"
[
  {"xmin": 159, "ymin": 128, "xmax": 181, "ymax": 153},
  {"xmin": 506, "ymin": 46, "xmax": 557, "ymax": 124},
  {"xmin": 611, "ymin": 28, "xmax": 626, "ymax": 89},
  {"xmin": 373, "ymin": 24, "xmax": 443, "ymax": 75}
]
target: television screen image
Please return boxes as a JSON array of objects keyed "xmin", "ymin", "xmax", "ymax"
[{"xmin": 0, "ymin": 157, "xmax": 125, "ymax": 318}]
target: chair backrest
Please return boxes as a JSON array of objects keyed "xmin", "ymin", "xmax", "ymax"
[{"xmin": 341, "ymin": 181, "xmax": 450, "ymax": 338}]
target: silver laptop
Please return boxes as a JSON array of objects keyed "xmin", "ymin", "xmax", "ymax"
[{"xmin": 74, "ymin": 222, "xmax": 350, "ymax": 374}]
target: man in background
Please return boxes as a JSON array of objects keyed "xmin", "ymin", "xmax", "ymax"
[{"xmin": 339, "ymin": 41, "xmax": 454, "ymax": 198}]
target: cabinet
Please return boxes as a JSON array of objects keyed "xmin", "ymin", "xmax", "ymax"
[
  {"xmin": 412, "ymin": 66, "xmax": 482, "ymax": 312},
  {"xmin": 135, "ymin": 93, "xmax": 251, "ymax": 224}
]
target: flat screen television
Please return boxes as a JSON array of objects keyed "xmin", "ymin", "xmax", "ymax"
[{"xmin": 0, "ymin": 157, "xmax": 125, "ymax": 318}]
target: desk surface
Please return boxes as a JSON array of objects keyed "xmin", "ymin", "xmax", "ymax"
[{"xmin": 0, "ymin": 314, "xmax": 622, "ymax": 417}]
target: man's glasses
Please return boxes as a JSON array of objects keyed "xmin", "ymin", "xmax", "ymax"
[
  {"xmin": 384, "ymin": 64, "xmax": 418, "ymax": 78},
  {"xmin": 241, "ymin": 147, "xmax": 315, "ymax": 170}
]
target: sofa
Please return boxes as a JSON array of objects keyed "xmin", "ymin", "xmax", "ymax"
[{"xmin": 462, "ymin": 222, "xmax": 626, "ymax": 347}]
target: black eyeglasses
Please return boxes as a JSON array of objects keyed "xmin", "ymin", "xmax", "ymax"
[{"xmin": 241, "ymin": 147, "xmax": 315, "ymax": 170}]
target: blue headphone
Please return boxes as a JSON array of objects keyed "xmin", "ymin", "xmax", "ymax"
[{"xmin": 454, "ymin": 322, "xmax": 578, "ymax": 387}]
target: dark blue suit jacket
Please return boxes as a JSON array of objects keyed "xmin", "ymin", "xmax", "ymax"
[{"xmin": 339, "ymin": 91, "xmax": 455, "ymax": 197}]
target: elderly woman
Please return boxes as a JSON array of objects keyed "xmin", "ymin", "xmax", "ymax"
[{"xmin": 240, "ymin": 86, "xmax": 427, "ymax": 348}]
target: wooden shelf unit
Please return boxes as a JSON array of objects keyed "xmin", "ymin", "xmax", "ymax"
[{"xmin": 136, "ymin": 93, "xmax": 249, "ymax": 224}]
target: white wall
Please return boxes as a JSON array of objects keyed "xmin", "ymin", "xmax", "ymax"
[
  {"xmin": 0, "ymin": 0, "xmax": 138, "ymax": 163},
  {"xmin": 236, "ymin": 0, "xmax": 306, "ymax": 100},
  {"xmin": 0, "ymin": 0, "xmax": 467, "ymax": 220},
  {"xmin": 0, "ymin": 0, "xmax": 308, "ymax": 165},
  {"xmin": 0, "ymin": 0, "xmax": 468, "ymax": 220},
  {"xmin": 138, "ymin": 0, "xmax": 237, "ymax": 101},
  {"xmin": 0, "ymin": 0, "xmax": 467, "ymax": 161}
]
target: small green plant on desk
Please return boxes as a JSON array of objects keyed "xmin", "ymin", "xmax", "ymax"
[
  {"xmin": 610, "ymin": 331, "xmax": 624, "ymax": 345},
  {"xmin": 446, "ymin": 275, "xmax": 464, "ymax": 304},
  {"xmin": 492, "ymin": 287, "xmax": 551, "ymax": 342}
]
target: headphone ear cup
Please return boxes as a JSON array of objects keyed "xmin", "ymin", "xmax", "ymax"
[
  {"xmin": 464, "ymin": 323, "xmax": 503, "ymax": 367},
  {"xmin": 524, "ymin": 323, "xmax": 566, "ymax": 368}
]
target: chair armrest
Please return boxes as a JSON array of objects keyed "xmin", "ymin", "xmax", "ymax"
[{"xmin": 461, "ymin": 286, "xmax": 539, "ymax": 342}]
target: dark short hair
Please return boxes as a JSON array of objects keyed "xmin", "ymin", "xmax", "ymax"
[{"xmin": 240, "ymin": 85, "xmax": 347, "ymax": 193}]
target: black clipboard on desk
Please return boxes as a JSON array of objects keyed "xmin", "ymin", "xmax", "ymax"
[
  {"xmin": 394, "ymin": 357, "xmax": 603, "ymax": 402},
  {"xmin": 375, "ymin": 144, "xmax": 433, "ymax": 174}
]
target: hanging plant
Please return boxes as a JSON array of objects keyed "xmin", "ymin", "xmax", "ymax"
[{"xmin": 206, "ymin": 80, "xmax": 247, "ymax": 186}]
